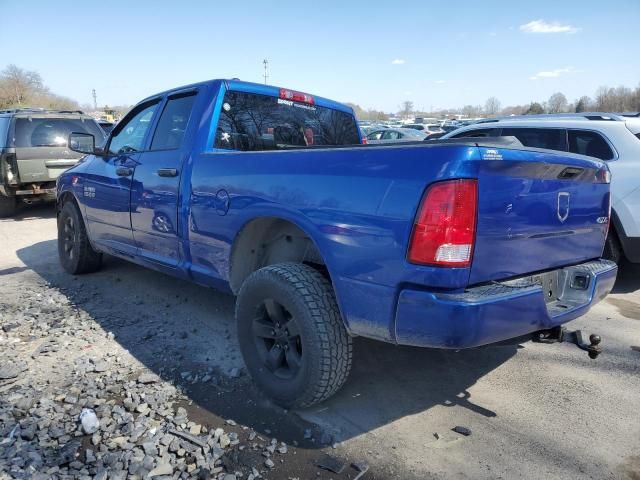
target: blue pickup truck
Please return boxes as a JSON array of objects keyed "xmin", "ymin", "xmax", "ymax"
[{"xmin": 57, "ymin": 79, "xmax": 617, "ymax": 407}]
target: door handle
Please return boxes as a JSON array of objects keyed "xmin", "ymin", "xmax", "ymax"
[
  {"xmin": 157, "ymin": 168, "xmax": 178, "ymax": 177},
  {"xmin": 116, "ymin": 167, "xmax": 133, "ymax": 177}
]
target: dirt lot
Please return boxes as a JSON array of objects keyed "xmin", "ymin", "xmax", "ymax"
[{"xmin": 1, "ymin": 204, "xmax": 639, "ymax": 479}]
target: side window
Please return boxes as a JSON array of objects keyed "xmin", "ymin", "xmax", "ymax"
[
  {"xmin": 0, "ymin": 117, "xmax": 10, "ymax": 148},
  {"xmin": 501, "ymin": 128, "xmax": 567, "ymax": 151},
  {"xmin": 382, "ymin": 130, "xmax": 400, "ymax": 140},
  {"xmin": 108, "ymin": 101, "xmax": 160, "ymax": 154},
  {"xmin": 568, "ymin": 130, "xmax": 614, "ymax": 160},
  {"xmin": 150, "ymin": 92, "xmax": 197, "ymax": 151},
  {"xmin": 367, "ymin": 131, "xmax": 383, "ymax": 140},
  {"xmin": 451, "ymin": 128, "xmax": 500, "ymax": 138}
]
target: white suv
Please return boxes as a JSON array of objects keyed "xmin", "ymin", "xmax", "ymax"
[{"xmin": 443, "ymin": 113, "xmax": 640, "ymax": 264}]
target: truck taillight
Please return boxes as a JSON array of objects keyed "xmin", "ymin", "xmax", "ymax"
[
  {"xmin": 595, "ymin": 165, "xmax": 611, "ymax": 184},
  {"xmin": 408, "ymin": 179, "xmax": 478, "ymax": 267},
  {"xmin": 361, "ymin": 136, "xmax": 368, "ymax": 145}
]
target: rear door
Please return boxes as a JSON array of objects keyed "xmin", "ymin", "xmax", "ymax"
[
  {"xmin": 469, "ymin": 146, "xmax": 610, "ymax": 284},
  {"xmin": 130, "ymin": 90, "xmax": 198, "ymax": 268},
  {"xmin": 83, "ymin": 100, "xmax": 161, "ymax": 254}
]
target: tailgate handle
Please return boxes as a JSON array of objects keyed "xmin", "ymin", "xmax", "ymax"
[
  {"xmin": 558, "ymin": 167, "xmax": 583, "ymax": 179},
  {"xmin": 157, "ymin": 168, "xmax": 178, "ymax": 177}
]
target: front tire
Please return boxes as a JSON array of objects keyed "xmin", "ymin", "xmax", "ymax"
[
  {"xmin": 0, "ymin": 195, "xmax": 17, "ymax": 218},
  {"xmin": 236, "ymin": 263, "xmax": 352, "ymax": 408},
  {"xmin": 57, "ymin": 200, "xmax": 102, "ymax": 274}
]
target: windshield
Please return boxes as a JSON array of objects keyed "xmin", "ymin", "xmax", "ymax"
[
  {"xmin": 215, "ymin": 91, "xmax": 360, "ymax": 151},
  {"xmin": 14, "ymin": 117, "xmax": 105, "ymax": 148}
]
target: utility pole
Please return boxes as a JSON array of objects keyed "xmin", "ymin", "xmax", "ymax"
[
  {"xmin": 92, "ymin": 89, "xmax": 97, "ymax": 111},
  {"xmin": 262, "ymin": 59, "xmax": 269, "ymax": 85}
]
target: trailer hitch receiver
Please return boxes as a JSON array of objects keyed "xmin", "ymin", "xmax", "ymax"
[{"xmin": 534, "ymin": 327, "xmax": 602, "ymax": 359}]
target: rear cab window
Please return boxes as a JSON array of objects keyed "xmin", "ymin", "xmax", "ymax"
[
  {"xmin": 13, "ymin": 117, "xmax": 105, "ymax": 148},
  {"xmin": 214, "ymin": 90, "xmax": 360, "ymax": 151}
]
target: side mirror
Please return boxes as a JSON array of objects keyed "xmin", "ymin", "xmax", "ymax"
[{"xmin": 68, "ymin": 132, "xmax": 97, "ymax": 155}]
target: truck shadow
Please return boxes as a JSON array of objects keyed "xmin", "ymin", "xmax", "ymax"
[
  {"xmin": 1, "ymin": 203, "xmax": 56, "ymax": 222},
  {"xmin": 611, "ymin": 260, "xmax": 640, "ymax": 294},
  {"xmin": 18, "ymin": 239, "xmax": 518, "ymax": 448}
]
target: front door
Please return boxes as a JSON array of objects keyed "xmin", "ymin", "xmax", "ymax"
[
  {"xmin": 130, "ymin": 91, "xmax": 198, "ymax": 268},
  {"xmin": 83, "ymin": 99, "xmax": 161, "ymax": 254}
]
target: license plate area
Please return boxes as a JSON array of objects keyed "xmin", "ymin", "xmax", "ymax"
[{"xmin": 530, "ymin": 271, "xmax": 560, "ymax": 304}]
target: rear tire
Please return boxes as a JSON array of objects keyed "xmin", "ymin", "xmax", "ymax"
[
  {"xmin": 236, "ymin": 263, "xmax": 352, "ymax": 408},
  {"xmin": 603, "ymin": 229, "xmax": 623, "ymax": 264},
  {"xmin": 57, "ymin": 200, "xmax": 102, "ymax": 274},
  {"xmin": 0, "ymin": 195, "xmax": 17, "ymax": 218}
]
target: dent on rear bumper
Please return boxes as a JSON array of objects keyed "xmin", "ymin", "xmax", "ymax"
[{"xmin": 394, "ymin": 260, "xmax": 617, "ymax": 349}]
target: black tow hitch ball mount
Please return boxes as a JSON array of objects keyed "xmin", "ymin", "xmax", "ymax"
[{"xmin": 534, "ymin": 327, "xmax": 602, "ymax": 359}]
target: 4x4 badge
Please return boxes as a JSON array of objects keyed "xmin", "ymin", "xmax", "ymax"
[{"xmin": 557, "ymin": 192, "xmax": 570, "ymax": 223}]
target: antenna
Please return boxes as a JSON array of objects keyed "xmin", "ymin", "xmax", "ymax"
[
  {"xmin": 92, "ymin": 89, "xmax": 97, "ymax": 110},
  {"xmin": 263, "ymin": 59, "xmax": 269, "ymax": 85}
]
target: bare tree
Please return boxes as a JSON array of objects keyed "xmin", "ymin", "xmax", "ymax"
[
  {"xmin": 547, "ymin": 92, "xmax": 568, "ymax": 113},
  {"xmin": 484, "ymin": 96, "xmax": 501, "ymax": 116},
  {"xmin": 400, "ymin": 100, "xmax": 414, "ymax": 119},
  {"xmin": 0, "ymin": 64, "xmax": 44, "ymax": 106}
]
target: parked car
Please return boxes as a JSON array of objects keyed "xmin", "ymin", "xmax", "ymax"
[
  {"xmin": 404, "ymin": 123, "xmax": 445, "ymax": 138},
  {"xmin": 366, "ymin": 127, "xmax": 427, "ymax": 143},
  {"xmin": 441, "ymin": 122, "xmax": 462, "ymax": 133},
  {"xmin": 360, "ymin": 124, "xmax": 387, "ymax": 136},
  {"xmin": 57, "ymin": 79, "xmax": 616, "ymax": 407},
  {"xmin": 442, "ymin": 113, "xmax": 640, "ymax": 264},
  {"xmin": 0, "ymin": 108, "xmax": 106, "ymax": 216}
]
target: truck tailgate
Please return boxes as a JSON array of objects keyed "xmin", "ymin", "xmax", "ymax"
[{"xmin": 469, "ymin": 147, "xmax": 610, "ymax": 285}]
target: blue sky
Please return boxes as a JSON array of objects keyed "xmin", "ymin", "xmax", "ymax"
[{"xmin": 1, "ymin": 0, "xmax": 638, "ymax": 112}]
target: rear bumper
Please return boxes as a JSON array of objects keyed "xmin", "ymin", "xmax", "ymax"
[{"xmin": 394, "ymin": 259, "xmax": 617, "ymax": 349}]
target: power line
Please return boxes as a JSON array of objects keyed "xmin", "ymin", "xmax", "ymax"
[{"xmin": 263, "ymin": 59, "xmax": 269, "ymax": 85}]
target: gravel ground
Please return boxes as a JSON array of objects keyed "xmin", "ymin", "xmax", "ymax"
[{"xmin": 1, "ymin": 204, "xmax": 639, "ymax": 480}]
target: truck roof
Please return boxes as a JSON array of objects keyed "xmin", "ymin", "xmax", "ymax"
[{"xmin": 137, "ymin": 79, "xmax": 355, "ymax": 116}]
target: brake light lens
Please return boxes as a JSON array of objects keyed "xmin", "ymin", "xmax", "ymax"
[
  {"xmin": 361, "ymin": 136, "xmax": 368, "ymax": 145},
  {"xmin": 279, "ymin": 88, "xmax": 314, "ymax": 105},
  {"xmin": 408, "ymin": 179, "xmax": 478, "ymax": 267},
  {"xmin": 595, "ymin": 165, "xmax": 611, "ymax": 184}
]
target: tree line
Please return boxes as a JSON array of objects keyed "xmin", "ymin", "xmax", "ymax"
[
  {"xmin": 352, "ymin": 83, "xmax": 640, "ymax": 120},
  {"xmin": 3, "ymin": 64, "xmax": 638, "ymax": 121},
  {"xmin": 0, "ymin": 65, "xmax": 80, "ymax": 110},
  {"xmin": 0, "ymin": 65, "xmax": 130, "ymax": 116}
]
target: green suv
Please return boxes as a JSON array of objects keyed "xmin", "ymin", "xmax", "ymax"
[{"xmin": 0, "ymin": 109, "xmax": 106, "ymax": 217}]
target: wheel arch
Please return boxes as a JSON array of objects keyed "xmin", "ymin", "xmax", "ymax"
[{"xmin": 228, "ymin": 215, "xmax": 331, "ymax": 295}]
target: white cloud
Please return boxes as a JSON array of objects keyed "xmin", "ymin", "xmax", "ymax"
[
  {"xmin": 391, "ymin": 59, "xmax": 405, "ymax": 65},
  {"xmin": 435, "ymin": 80, "xmax": 445, "ymax": 84},
  {"xmin": 520, "ymin": 19, "xmax": 579, "ymax": 34},
  {"xmin": 529, "ymin": 66, "xmax": 582, "ymax": 80}
]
